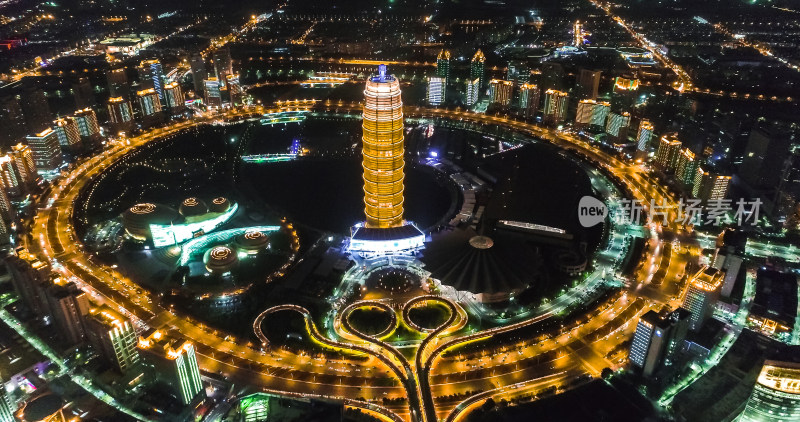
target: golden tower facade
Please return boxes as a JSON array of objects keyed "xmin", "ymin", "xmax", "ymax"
[{"xmin": 362, "ymin": 65, "xmax": 405, "ymax": 228}]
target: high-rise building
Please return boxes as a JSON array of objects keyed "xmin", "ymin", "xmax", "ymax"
[
  {"xmin": 190, "ymin": 54, "xmax": 207, "ymax": 93},
  {"xmin": 427, "ymin": 76, "xmax": 446, "ymax": 106},
  {"xmin": 470, "ymin": 50, "xmax": 486, "ymax": 91},
  {"xmin": 629, "ymin": 309, "xmax": 691, "ymax": 377},
  {"xmin": 543, "ymin": 89, "xmax": 568, "ymax": 125},
  {"xmin": 11, "ymin": 143, "xmax": 37, "ymax": 186},
  {"xmin": 739, "ymin": 361, "xmax": 800, "ymax": 422},
  {"xmin": 575, "ymin": 99, "xmax": 609, "ymax": 130},
  {"xmin": 45, "ymin": 278, "xmax": 90, "ymax": 346},
  {"xmin": 85, "ymin": 305, "xmax": 140, "ymax": 373},
  {"xmin": 138, "ymin": 330, "xmax": 204, "ymax": 405},
  {"xmin": 577, "ymin": 69, "xmax": 601, "ymax": 100},
  {"xmin": 655, "ymin": 134, "xmax": 682, "ymax": 172},
  {"xmin": 53, "ymin": 118, "xmax": 81, "ymax": 149},
  {"xmin": 72, "ymin": 108, "xmax": 100, "ymax": 138},
  {"xmin": 6, "ymin": 249, "xmax": 51, "ymax": 316},
  {"xmin": 675, "ymin": 148, "xmax": 699, "ymax": 186},
  {"xmin": 362, "ymin": 65, "xmax": 405, "ymax": 229},
  {"xmin": 0, "ymin": 189, "xmax": 11, "ymax": 227},
  {"xmin": 465, "ymin": 78, "xmax": 481, "ymax": 107},
  {"xmin": 204, "ymin": 78, "xmax": 222, "ymax": 108},
  {"xmin": 0, "ymin": 95, "xmax": 27, "ymax": 147},
  {"xmin": 507, "ymin": 61, "xmax": 530, "ymax": 84},
  {"xmin": 213, "ymin": 47, "xmax": 233, "ymax": 86},
  {"xmin": 72, "ymin": 77, "xmax": 95, "ymax": 109},
  {"xmin": 540, "ymin": 62, "xmax": 566, "ymax": 92},
  {"xmin": 0, "ymin": 375, "xmax": 14, "ymax": 422},
  {"xmin": 489, "ymin": 79, "xmax": 513, "ymax": 107},
  {"xmin": 106, "ymin": 68, "xmax": 130, "ymax": 99},
  {"xmin": 683, "ymin": 266, "xmax": 724, "ymax": 330},
  {"xmin": 436, "ymin": 49, "xmax": 451, "ymax": 86},
  {"xmin": 712, "ymin": 228, "xmax": 747, "ymax": 298},
  {"xmin": 107, "ymin": 97, "xmax": 134, "ymax": 134},
  {"xmin": 635, "ymin": 120, "xmax": 654, "ymax": 158},
  {"xmin": 518, "ymin": 83, "xmax": 540, "ymax": 119},
  {"xmin": 693, "ymin": 168, "xmax": 732, "ymax": 204},
  {"xmin": 163, "ymin": 82, "xmax": 185, "ymax": 114},
  {"xmin": 574, "ymin": 20, "xmax": 584, "ymax": 46},
  {"xmin": 25, "ymin": 128, "xmax": 63, "ymax": 171},
  {"xmin": 740, "ymin": 126, "xmax": 792, "ymax": 189},
  {"xmin": 18, "ymin": 87, "xmax": 52, "ymax": 133},
  {"xmin": 225, "ymin": 74, "xmax": 243, "ymax": 106},
  {"xmin": 136, "ymin": 88, "xmax": 162, "ymax": 118},
  {"xmin": 0, "ymin": 155, "xmax": 21, "ymax": 197},
  {"xmin": 137, "ymin": 59, "xmax": 166, "ymax": 101},
  {"xmin": 605, "ymin": 112, "xmax": 631, "ymax": 141}
]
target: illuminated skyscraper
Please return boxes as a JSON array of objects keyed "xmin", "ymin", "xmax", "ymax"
[
  {"xmin": 204, "ymin": 78, "xmax": 222, "ymax": 108},
  {"xmin": 0, "ymin": 378, "xmax": 14, "ymax": 422},
  {"xmin": 138, "ymin": 59, "xmax": 166, "ymax": 101},
  {"xmin": 629, "ymin": 310, "xmax": 668, "ymax": 377},
  {"xmin": 436, "ymin": 49, "xmax": 451, "ymax": 85},
  {"xmin": 106, "ymin": 68, "xmax": 130, "ymax": 98},
  {"xmin": 683, "ymin": 266, "xmax": 724, "ymax": 330},
  {"xmin": 362, "ymin": 65, "xmax": 405, "ymax": 229},
  {"xmin": 163, "ymin": 82, "xmax": 185, "ymax": 113},
  {"xmin": 543, "ymin": 89, "xmax": 568, "ymax": 125},
  {"xmin": 11, "ymin": 143, "xmax": 37, "ymax": 186},
  {"xmin": 655, "ymin": 134, "xmax": 682, "ymax": 172},
  {"xmin": 0, "ymin": 156, "xmax": 21, "ymax": 197},
  {"xmin": 575, "ymin": 99, "xmax": 609, "ymax": 130},
  {"xmin": 138, "ymin": 331, "xmax": 204, "ymax": 405},
  {"xmin": 574, "ymin": 20, "xmax": 584, "ymax": 46},
  {"xmin": 489, "ymin": 79, "xmax": 513, "ymax": 106},
  {"xmin": 635, "ymin": 120, "xmax": 654, "ymax": 160},
  {"xmin": 137, "ymin": 89, "xmax": 162, "ymax": 116},
  {"xmin": 107, "ymin": 97, "xmax": 134, "ymax": 134},
  {"xmin": 213, "ymin": 47, "xmax": 233, "ymax": 86},
  {"xmin": 72, "ymin": 108, "xmax": 100, "ymax": 138},
  {"xmin": 54, "ymin": 118, "xmax": 81, "ymax": 148},
  {"xmin": 45, "ymin": 278, "xmax": 90, "ymax": 346},
  {"xmin": 190, "ymin": 54, "xmax": 207, "ymax": 93},
  {"xmin": 605, "ymin": 112, "xmax": 630, "ymax": 140},
  {"xmin": 6, "ymin": 249, "xmax": 50, "ymax": 316},
  {"xmin": 518, "ymin": 83, "xmax": 540, "ymax": 119},
  {"xmin": 25, "ymin": 128, "xmax": 62, "ymax": 171},
  {"xmin": 465, "ymin": 78, "xmax": 480, "ymax": 107},
  {"xmin": 739, "ymin": 361, "xmax": 800, "ymax": 422},
  {"xmin": 427, "ymin": 76, "xmax": 446, "ymax": 106},
  {"xmin": 85, "ymin": 305, "xmax": 140, "ymax": 373},
  {"xmin": 676, "ymin": 148, "xmax": 699, "ymax": 186},
  {"xmin": 471, "ymin": 49, "xmax": 486, "ymax": 90},
  {"xmin": 693, "ymin": 168, "xmax": 731, "ymax": 205}
]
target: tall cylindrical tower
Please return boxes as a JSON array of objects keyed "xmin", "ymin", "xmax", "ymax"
[{"xmin": 362, "ymin": 65, "xmax": 405, "ymax": 228}]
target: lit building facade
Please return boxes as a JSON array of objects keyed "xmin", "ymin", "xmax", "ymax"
[
  {"xmin": 436, "ymin": 49, "xmax": 451, "ymax": 86},
  {"xmin": 693, "ymin": 168, "xmax": 731, "ymax": 204},
  {"xmin": 362, "ymin": 65, "xmax": 405, "ymax": 229},
  {"xmin": 489, "ymin": 79, "xmax": 513, "ymax": 106},
  {"xmin": 683, "ymin": 266, "xmax": 724, "ymax": 330},
  {"xmin": 427, "ymin": 76, "xmax": 446, "ymax": 106},
  {"xmin": 739, "ymin": 361, "xmax": 800, "ymax": 422},
  {"xmin": 11, "ymin": 143, "xmax": 37, "ymax": 186},
  {"xmin": 543, "ymin": 89, "xmax": 568, "ymax": 125},
  {"xmin": 518, "ymin": 83, "xmax": 540, "ymax": 119},
  {"xmin": 575, "ymin": 99, "xmax": 610, "ymax": 129},
  {"xmin": 45, "ymin": 278, "xmax": 90, "ymax": 346},
  {"xmin": 163, "ymin": 82, "xmax": 185, "ymax": 113},
  {"xmin": 0, "ymin": 376, "xmax": 13, "ymax": 422},
  {"xmin": 471, "ymin": 49, "xmax": 486, "ymax": 90},
  {"xmin": 465, "ymin": 78, "xmax": 480, "ymax": 107},
  {"xmin": 72, "ymin": 108, "xmax": 100, "ymax": 138},
  {"xmin": 204, "ymin": 78, "xmax": 222, "ymax": 108},
  {"xmin": 54, "ymin": 118, "xmax": 81, "ymax": 148},
  {"xmin": 635, "ymin": 120, "xmax": 654, "ymax": 155},
  {"xmin": 107, "ymin": 97, "xmax": 134, "ymax": 134},
  {"xmin": 138, "ymin": 331, "xmax": 204, "ymax": 405},
  {"xmin": 605, "ymin": 112, "xmax": 631, "ymax": 140},
  {"xmin": 676, "ymin": 148, "xmax": 699, "ymax": 186},
  {"xmin": 85, "ymin": 306, "xmax": 140, "ymax": 373},
  {"xmin": 0, "ymin": 156, "xmax": 21, "ymax": 197},
  {"xmin": 136, "ymin": 88, "xmax": 162, "ymax": 117},
  {"xmin": 25, "ymin": 129, "xmax": 63, "ymax": 171},
  {"xmin": 138, "ymin": 59, "xmax": 165, "ymax": 101},
  {"xmin": 655, "ymin": 134, "xmax": 682, "ymax": 172},
  {"xmin": 629, "ymin": 310, "xmax": 666, "ymax": 377}
]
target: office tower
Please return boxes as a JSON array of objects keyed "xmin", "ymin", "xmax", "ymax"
[
  {"xmin": 540, "ymin": 62, "xmax": 566, "ymax": 92},
  {"xmin": 664, "ymin": 308, "xmax": 691, "ymax": 359},
  {"xmin": 362, "ymin": 65, "xmax": 404, "ymax": 229},
  {"xmin": 72, "ymin": 77, "xmax": 95, "ymax": 109},
  {"xmin": 72, "ymin": 108, "xmax": 100, "ymax": 138},
  {"xmin": 543, "ymin": 89, "xmax": 568, "ymax": 125},
  {"xmin": 712, "ymin": 228, "xmax": 747, "ymax": 298},
  {"xmin": 575, "ymin": 99, "xmax": 609, "ymax": 130},
  {"xmin": 683, "ymin": 267, "xmax": 724, "ymax": 330},
  {"xmin": 427, "ymin": 76, "xmax": 446, "ymax": 106},
  {"xmin": 137, "ymin": 59, "xmax": 165, "ymax": 100},
  {"xmin": 577, "ymin": 69, "xmax": 601, "ymax": 100},
  {"xmin": 470, "ymin": 50, "xmax": 486, "ymax": 91},
  {"xmin": 693, "ymin": 168, "xmax": 731, "ymax": 204},
  {"xmin": 436, "ymin": 49, "xmax": 451, "ymax": 86},
  {"xmin": 655, "ymin": 134, "xmax": 682, "ymax": 172},
  {"xmin": 518, "ymin": 83, "xmax": 540, "ymax": 119},
  {"xmin": 11, "ymin": 143, "xmax": 37, "ymax": 186},
  {"xmin": 0, "ymin": 188, "xmax": 11, "ymax": 224},
  {"xmin": 0, "ymin": 95, "xmax": 27, "ymax": 147},
  {"xmin": 204, "ymin": 78, "xmax": 222, "ymax": 108},
  {"xmin": 489, "ymin": 79, "xmax": 513, "ymax": 106},
  {"xmin": 675, "ymin": 148, "xmax": 699, "ymax": 186},
  {"xmin": 739, "ymin": 361, "xmax": 800, "ymax": 422},
  {"xmin": 507, "ymin": 61, "xmax": 530, "ymax": 84},
  {"xmin": 225, "ymin": 74, "xmax": 243, "ymax": 105},
  {"xmin": 465, "ymin": 78, "xmax": 480, "ymax": 107},
  {"xmin": 18, "ymin": 87, "xmax": 52, "ymax": 133},
  {"xmin": 106, "ymin": 68, "xmax": 130, "ymax": 99},
  {"xmin": 107, "ymin": 97, "xmax": 134, "ymax": 134},
  {"xmin": 138, "ymin": 331, "xmax": 204, "ymax": 405},
  {"xmin": 6, "ymin": 249, "xmax": 51, "ymax": 316},
  {"xmin": 0, "ymin": 376, "xmax": 14, "ymax": 422},
  {"xmin": 163, "ymin": 82, "xmax": 185, "ymax": 114},
  {"xmin": 605, "ymin": 112, "xmax": 630, "ymax": 141},
  {"xmin": 629, "ymin": 310, "xmax": 668, "ymax": 377},
  {"xmin": 136, "ymin": 88, "xmax": 163, "ymax": 118},
  {"xmin": 574, "ymin": 20, "xmax": 583, "ymax": 46},
  {"xmin": 53, "ymin": 118, "xmax": 81, "ymax": 149},
  {"xmin": 25, "ymin": 129, "xmax": 63, "ymax": 171},
  {"xmin": 190, "ymin": 54, "xmax": 207, "ymax": 93},
  {"xmin": 45, "ymin": 278, "xmax": 90, "ymax": 346},
  {"xmin": 85, "ymin": 306, "xmax": 140, "ymax": 373},
  {"xmin": 213, "ymin": 47, "xmax": 233, "ymax": 85},
  {"xmin": 0, "ymin": 155, "xmax": 22, "ymax": 197},
  {"xmin": 635, "ymin": 120, "xmax": 654, "ymax": 153},
  {"xmin": 740, "ymin": 126, "xmax": 792, "ymax": 189}
]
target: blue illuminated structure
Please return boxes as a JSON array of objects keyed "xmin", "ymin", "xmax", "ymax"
[{"xmin": 149, "ymin": 202, "xmax": 239, "ymax": 248}]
